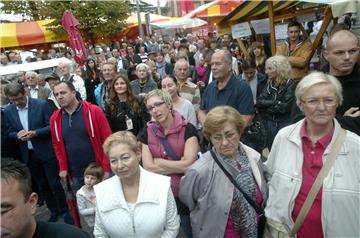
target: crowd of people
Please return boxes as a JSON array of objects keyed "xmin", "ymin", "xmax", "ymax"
[{"xmin": 1, "ymin": 19, "xmax": 360, "ymax": 238}]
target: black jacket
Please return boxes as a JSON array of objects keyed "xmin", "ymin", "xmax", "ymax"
[
  {"xmin": 105, "ymin": 98, "xmax": 150, "ymax": 136},
  {"xmin": 256, "ymin": 79, "xmax": 295, "ymax": 122},
  {"xmin": 333, "ymin": 65, "xmax": 360, "ymax": 135}
]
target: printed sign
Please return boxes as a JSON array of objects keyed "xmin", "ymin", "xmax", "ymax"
[
  {"xmin": 251, "ymin": 19, "xmax": 270, "ymax": 34},
  {"xmin": 275, "ymin": 24, "xmax": 288, "ymax": 40},
  {"xmin": 231, "ymin": 22, "xmax": 252, "ymax": 38}
]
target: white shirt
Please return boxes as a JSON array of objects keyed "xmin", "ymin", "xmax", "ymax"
[
  {"xmin": 28, "ymin": 86, "xmax": 39, "ymax": 99},
  {"xmin": 17, "ymin": 97, "xmax": 33, "ymax": 149}
]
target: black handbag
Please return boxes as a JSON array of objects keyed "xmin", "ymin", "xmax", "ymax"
[{"xmin": 241, "ymin": 114, "xmax": 267, "ymax": 153}]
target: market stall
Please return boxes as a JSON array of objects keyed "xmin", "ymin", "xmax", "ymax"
[
  {"xmin": 0, "ymin": 19, "xmax": 67, "ymax": 49},
  {"xmin": 219, "ymin": 0, "xmax": 358, "ymax": 59},
  {"xmin": 120, "ymin": 12, "xmax": 172, "ymax": 39},
  {"xmin": 184, "ymin": 0, "xmax": 243, "ymax": 24}
]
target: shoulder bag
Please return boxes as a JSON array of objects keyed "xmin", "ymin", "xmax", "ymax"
[
  {"xmin": 210, "ymin": 150, "xmax": 266, "ymax": 238},
  {"xmin": 150, "ymin": 124, "xmax": 180, "ymax": 160},
  {"xmin": 263, "ymin": 128, "xmax": 347, "ymax": 238}
]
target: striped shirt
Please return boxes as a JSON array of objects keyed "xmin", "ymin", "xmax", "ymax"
[{"xmin": 178, "ymin": 79, "xmax": 201, "ymax": 113}]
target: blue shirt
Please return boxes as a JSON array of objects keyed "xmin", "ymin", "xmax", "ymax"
[
  {"xmin": 61, "ymin": 103, "xmax": 96, "ymax": 177},
  {"xmin": 200, "ymin": 75, "xmax": 254, "ymax": 115}
]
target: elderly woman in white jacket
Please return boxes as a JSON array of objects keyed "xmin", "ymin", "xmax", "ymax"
[
  {"xmin": 93, "ymin": 131, "xmax": 180, "ymax": 238},
  {"xmin": 264, "ymin": 72, "xmax": 360, "ymax": 238}
]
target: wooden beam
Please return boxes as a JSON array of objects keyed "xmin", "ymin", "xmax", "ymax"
[
  {"xmin": 274, "ymin": 6, "xmax": 325, "ymax": 22},
  {"xmin": 308, "ymin": 6, "xmax": 332, "ymax": 61},
  {"xmin": 268, "ymin": 1, "xmax": 276, "ymax": 55},
  {"xmin": 236, "ymin": 38, "xmax": 249, "ymax": 58}
]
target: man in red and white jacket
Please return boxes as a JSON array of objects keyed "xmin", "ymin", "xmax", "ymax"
[{"xmin": 50, "ymin": 81, "xmax": 111, "ymax": 191}]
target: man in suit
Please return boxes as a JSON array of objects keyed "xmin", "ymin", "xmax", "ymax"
[
  {"xmin": 3, "ymin": 82, "xmax": 72, "ymax": 224},
  {"xmin": 24, "ymin": 71, "xmax": 51, "ymax": 100}
]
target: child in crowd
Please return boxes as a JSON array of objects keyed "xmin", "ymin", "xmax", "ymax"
[{"xmin": 76, "ymin": 162, "xmax": 104, "ymax": 230}]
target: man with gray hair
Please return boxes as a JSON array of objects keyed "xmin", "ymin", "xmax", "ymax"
[
  {"xmin": 174, "ymin": 58, "xmax": 201, "ymax": 113},
  {"xmin": 57, "ymin": 61, "xmax": 86, "ymax": 100},
  {"xmin": 24, "ymin": 71, "xmax": 51, "ymax": 100},
  {"xmin": 198, "ymin": 50, "xmax": 254, "ymax": 126}
]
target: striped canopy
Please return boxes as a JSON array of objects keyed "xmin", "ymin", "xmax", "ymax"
[
  {"xmin": 126, "ymin": 12, "xmax": 172, "ymax": 27},
  {"xmin": 185, "ymin": 0, "xmax": 243, "ymax": 19},
  {"xmin": 221, "ymin": 0, "xmax": 304, "ymax": 23},
  {"xmin": 0, "ymin": 20, "xmax": 67, "ymax": 48}
]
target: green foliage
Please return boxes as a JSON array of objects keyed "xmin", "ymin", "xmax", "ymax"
[{"xmin": 2, "ymin": 0, "xmax": 130, "ymax": 40}]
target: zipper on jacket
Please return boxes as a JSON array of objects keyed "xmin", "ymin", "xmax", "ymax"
[
  {"xmin": 127, "ymin": 204, "xmax": 136, "ymax": 235},
  {"xmin": 131, "ymin": 215, "xmax": 136, "ymax": 234}
]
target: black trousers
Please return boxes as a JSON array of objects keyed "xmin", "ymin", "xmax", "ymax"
[{"xmin": 27, "ymin": 150, "xmax": 68, "ymax": 214}]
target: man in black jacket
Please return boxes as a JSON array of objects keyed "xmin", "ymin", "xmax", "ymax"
[
  {"xmin": 323, "ymin": 29, "xmax": 360, "ymax": 135},
  {"xmin": 1, "ymin": 158, "xmax": 89, "ymax": 238},
  {"xmin": 291, "ymin": 29, "xmax": 360, "ymax": 135}
]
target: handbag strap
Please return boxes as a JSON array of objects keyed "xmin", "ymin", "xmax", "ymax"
[
  {"xmin": 210, "ymin": 150, "xmax": 264, "ymax": 215},
  {"xmin": 290, "ymin": 128, "xmax": 347, "ymax": 236},
  {"xmin": 150, "ymin": 125, "xmax": 180, "ymax": 160}
]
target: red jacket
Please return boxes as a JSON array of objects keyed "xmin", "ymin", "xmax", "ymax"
[{"xmin": 50, "ymin": 101, "xmax": 111, "ymax": 173}]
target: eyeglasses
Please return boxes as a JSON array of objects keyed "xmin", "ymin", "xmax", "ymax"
[
  {"xmin": 301, "ymin": 97, "xmax": 337, "ymax": 107},
  {"xmin": 146, "ymin": 101, "xmax": 166, "ymax": 112},
  {"xmin": 211, "ymin": 131, "xmax": 238, "ymax": 143}
]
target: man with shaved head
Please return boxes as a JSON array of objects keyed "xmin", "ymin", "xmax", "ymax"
[{"xmin": 324, "ymin": 29, "xmax": 360, "ymax": 135}]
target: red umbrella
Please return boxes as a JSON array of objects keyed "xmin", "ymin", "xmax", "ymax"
[{"xmin": 61, "ymin": 10, "xmax": 87, "ymax": 65}]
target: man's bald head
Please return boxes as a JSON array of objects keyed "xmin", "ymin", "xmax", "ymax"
[
  {"xmin": 327, "ymin": 30, "xmax": 359, "ymax": 49},
  {"xmin": 324, "ymin": 30, "xmax": 359, "ymax": 76}
]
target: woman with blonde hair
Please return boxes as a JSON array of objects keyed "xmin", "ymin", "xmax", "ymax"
[
  {"xmin": 94, "ymin": 131, "xmax": 180, "ymax": 237},
  {"xmin": 139, "ymin": 89, "xmax": 199, "ymax": 237},
  {"xmin": 180, "ymin": 106, "xmax": 267, "ymax": 237},
  {"xmin": 255, "ymin": 55, "xmax": 295, "ymax": 150}
]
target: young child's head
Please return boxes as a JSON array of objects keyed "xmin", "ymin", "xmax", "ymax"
[{"xmin": 84, "ymin": 162, "xmax": 104, "ymax": 190}]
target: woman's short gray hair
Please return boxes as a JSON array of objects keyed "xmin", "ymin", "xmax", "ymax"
[
  {"xmin": 136, "ymin": 63, "xmax": 150, "ymax": 72},
  {"xmin": 265, "ymin": 55, "xmax": 291, "ymax": 83},
  {"xmin": 144, "ymin": 89, "xmax": 173, "ymax": 109},
  {"xmin": 295, "ymin": 71, "xmax": 343, "ymax": 106}
]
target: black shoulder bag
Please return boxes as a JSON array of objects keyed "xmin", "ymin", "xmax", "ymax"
[{"xmin": 210, "ymin": 150, "xmax": 266, "ymax": 238}]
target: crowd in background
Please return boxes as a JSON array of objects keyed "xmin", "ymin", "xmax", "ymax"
[{"xmin": 1, "ymin": 16, "xmax": 360, "ymax": 238}]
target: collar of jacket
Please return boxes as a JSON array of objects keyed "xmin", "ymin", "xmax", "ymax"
[
  {"xmin": 96, "ymin": 167, "xmax": 161, "ymax": 213},
  {"xmin": 286, "ymin": 118, "xmax": 348, "ymax": 156},
  {"xmin": 285, "ymin": 34, "xmax": 307, "ymax": 48}
]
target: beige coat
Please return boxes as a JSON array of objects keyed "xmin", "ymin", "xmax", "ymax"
[{"xmin": 276, "ymin": 38, "xmax": 313, "ymax": 80}]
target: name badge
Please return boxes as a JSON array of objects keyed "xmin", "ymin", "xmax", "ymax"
[{"xmin": 126, "ymin": 116, "xmax": 133, "ymax": 130}]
